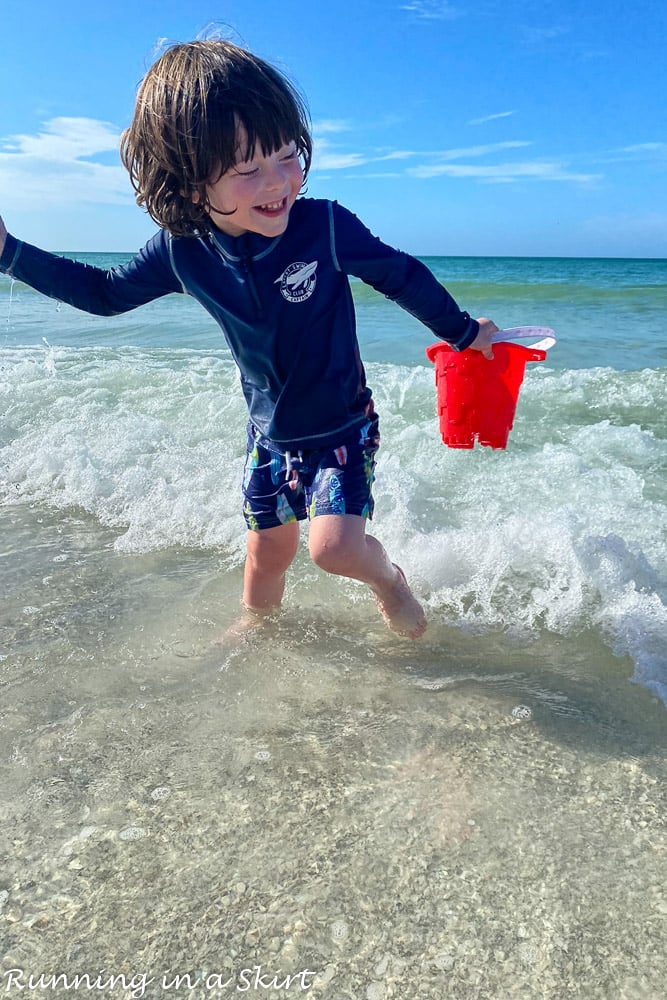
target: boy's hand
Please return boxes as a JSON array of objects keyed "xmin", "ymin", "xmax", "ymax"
[
  {"xmin": 469, "ymin": 317, "xmax": 499, "ymax": 359},
  {"xmin": 0, "ymin": 216, "xmax": 6, "ymax": 257}
]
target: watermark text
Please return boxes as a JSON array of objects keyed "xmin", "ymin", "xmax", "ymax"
[{"xmin": 3, "ymin": 967, "xmax": 317, "ymax": 996}]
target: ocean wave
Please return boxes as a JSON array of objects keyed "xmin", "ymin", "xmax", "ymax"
[{"xmin": 2, "ymin": 347, "xmax": 666, "ymax": 703}]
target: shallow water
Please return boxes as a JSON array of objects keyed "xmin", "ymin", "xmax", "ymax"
[
  {"xmin": 1, "ymin": 254, "xmax": 666, "ymax": 996},
  {"xmin": 2, "ymin": 502, "xmax": 666, "ymax": 998}
]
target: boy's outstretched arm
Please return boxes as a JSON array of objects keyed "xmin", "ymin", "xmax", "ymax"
[
  {"xmin": 328, "ymin": 203, "xmax": 501, "ymax": 356},
  {"xmin": 0, "ymin": 221, "xmax": 183, "ymax": 316}
]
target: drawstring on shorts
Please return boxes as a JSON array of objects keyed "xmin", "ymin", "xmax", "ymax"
[{"xmin": 284, "ymin": 450, "xmax": 304, "ymax": 491}]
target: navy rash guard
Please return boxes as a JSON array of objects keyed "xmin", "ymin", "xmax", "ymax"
[{"xmin": 0, "ymin": 198, "xmax": 479, "ymax": 450}]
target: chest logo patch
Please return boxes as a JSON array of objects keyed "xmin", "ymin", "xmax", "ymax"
[{"xmin": 275, "ymin": 260, "xmax": 318, "ymax": 302}]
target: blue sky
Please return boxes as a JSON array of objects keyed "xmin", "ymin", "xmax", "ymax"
[{"xmin": 1, "ymin": 0, "xmax": 665, "ymax": 257}]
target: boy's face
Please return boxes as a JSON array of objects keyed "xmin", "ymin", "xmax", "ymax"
[{"xmin": 204, "ymin": 128, "xmax": 303, "ymax": 238}]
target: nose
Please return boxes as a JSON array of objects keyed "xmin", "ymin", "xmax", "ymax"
[{"xmin": 265, "ymin": 160, "xmax": 288, "ymax": 191}]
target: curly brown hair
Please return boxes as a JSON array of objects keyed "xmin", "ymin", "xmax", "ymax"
[{"xmin": 120, "ymin": 40, "xmax": 312, "ymax": 237}]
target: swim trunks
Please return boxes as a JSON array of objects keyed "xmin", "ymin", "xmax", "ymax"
[{"xmin": 242, "ymin": 412, "xmax": 380, "ymax": 531}]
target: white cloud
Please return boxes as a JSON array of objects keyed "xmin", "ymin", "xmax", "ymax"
[
  {"xmin": 313, "ymin": 152, "xmax": 369, "ymax": 170},
  {"xmin": 347, "ymin": 173, "xmax": 404, "ymax": 180},
  {"xmin": 596, "ymin": 142, "xmax": 667, "ymax": 166},
  {"xmin": 400, "ymin": 0, "xmax": 460, "ymax": 19},
  {"xmin": 616, "ymin": 142, "xmax": 667, "ymax": 155},
  {"xmin": 311, "ymin": 139, "xmax": 370, "ymax": 171},
  {"xmin": 311, "ymin": 139, "xmax": 533, "ymax": 173},
  {"xmin": 312, "ymin": 119, "xmax": 353, "ymax": 136},
  {"xmin": 3, "ymin": 117, "xmax": 121, "ymax": 161},
  {"xmin": 310, "ymin": 134, "xmax": 598, "ymax": 184},
  {"xmin": 408, "ymin": 160, "xmax": 600, "ymax": 182},
  {"xmin": 0, "ymin": 116, "xmax": 132, "ymax": 208},
  {"xmin": 468, "ymin": 111, "xmax": 517, "ymax": 126},
  {"xmin": 426, "ymin": 141, "xmax": 532, "ymax": 160},
  {"xmin": 376, "ymin": 150, "xmax": 418, "ymax": 161}
]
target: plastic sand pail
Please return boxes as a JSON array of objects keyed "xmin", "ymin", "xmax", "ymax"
[{"xmin": 425, "ymin": 338, "xmax": 548, "ymax": 450}]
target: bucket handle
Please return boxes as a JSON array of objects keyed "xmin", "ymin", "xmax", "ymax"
[{"xmin": 492, "ymin": 326, "xmax": 556, "ymax": 351}]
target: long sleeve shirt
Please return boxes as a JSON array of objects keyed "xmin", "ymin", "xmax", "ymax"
[{"xmin": 0, "ymin": 198, "xmax": 479, "ymax": 450}]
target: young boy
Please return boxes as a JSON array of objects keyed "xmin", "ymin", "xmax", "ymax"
[{"xmin": 0, "ymin": 40, "xmax": 498, "ymax": 639}]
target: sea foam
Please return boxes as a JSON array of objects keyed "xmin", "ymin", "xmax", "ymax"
[{"xmin": 2, "ymin": 346, "xmax": 666, "ymax": 702}]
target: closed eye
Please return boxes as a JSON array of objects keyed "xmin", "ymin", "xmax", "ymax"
[{"xmin": 232, "ymin": 144, "xmax": 297, "ymax": 176}]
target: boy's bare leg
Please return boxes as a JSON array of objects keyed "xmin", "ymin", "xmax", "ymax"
[
  {"xmin": 308, "ymin": 514, "xmax": 427, "ymax": 639},
  {"xmin": 243, "ymin": 521, "xmax": 300, "ymax": 612}
]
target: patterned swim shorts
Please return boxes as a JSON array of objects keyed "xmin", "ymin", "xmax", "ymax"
[{"xmin": 242, "ymin": 413, "xmax": 380, "ymax": 531}]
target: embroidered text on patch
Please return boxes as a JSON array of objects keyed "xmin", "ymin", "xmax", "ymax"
[{"xmin": 275, "ymin": 260, "xmax": 318, "ymax": 302}]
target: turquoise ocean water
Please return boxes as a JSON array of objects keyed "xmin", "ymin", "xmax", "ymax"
[{"xmin": 1, "ymin": 253, "xmax": 666, "ymax": 996}]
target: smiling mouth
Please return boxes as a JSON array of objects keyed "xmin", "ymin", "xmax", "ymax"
[{"xmin": 255, "ymin": 198, "xmax": 288, "ymax": 216}]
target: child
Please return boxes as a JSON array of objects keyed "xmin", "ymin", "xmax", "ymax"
[{"xmin": 0, "ymin": 40, "xmax": 498, "ymax": 639}]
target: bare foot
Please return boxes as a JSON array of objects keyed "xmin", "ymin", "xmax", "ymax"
[
  {"xmin": 217, "ymin": 602, "xmax": 277, "ymax": 643},
  {"xmin": 371, "ymin": 564, "xmax": 427, "ymax": 639}
]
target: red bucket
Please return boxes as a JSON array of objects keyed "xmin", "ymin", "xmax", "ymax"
[{"xmin": 425, "ymin": 340, "xmax": 547, "ymax": 449}]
